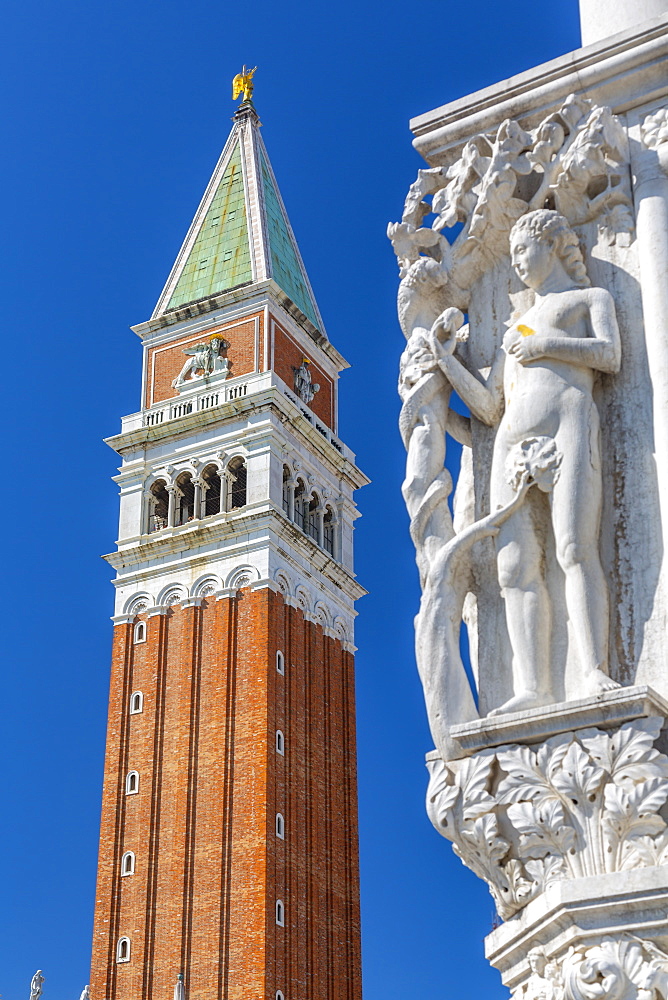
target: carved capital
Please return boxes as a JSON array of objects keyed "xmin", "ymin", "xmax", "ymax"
[{"xmin": 427, "ymin": 718, "xmax": 668, "ymax": 920}]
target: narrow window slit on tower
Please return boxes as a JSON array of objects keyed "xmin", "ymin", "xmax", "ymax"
[
  {"xmin": 275, "ymin": 730, "xmax": 284, "ymax": 755},
  {"xmin": 125, "ymin": 771, "xmax": 139, "ymax": 795},
  {"xmin": 130, "ymin": 692, "xmax": 143, "ymax": 715},
  {"xmin": 276, "ymin": 992, "xmax": 285, "ymax": 1000},
  {"xmin": 133, "ymin": 621, "xmax": 146, "ymax": 644},
  {"xmin": 275, "ymin": 900, "xmax": 284, "ymax": 927},
  {"xmin": 121, "ymin": 851, "xmax": 135, "ymax": 876},
  {"xmin": 116, "ymin": 937, "xmax": 131, "ymax": 963},
  {"xmin": 276, "ymin": 813, "xmax": 285, "ymax": 839},
  {"xmin": 276, "ymin": 650, "xmax": 285, "ymax": 675}
]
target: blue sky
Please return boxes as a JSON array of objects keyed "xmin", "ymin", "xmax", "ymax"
[{"xmin": 1, "ymin": 0, "xmax": 581, "ymax": 996}]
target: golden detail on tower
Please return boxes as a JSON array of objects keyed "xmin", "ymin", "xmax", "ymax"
[{"xmin": 232, "ymin": 65, "xmax": 256, "ymax": 103}]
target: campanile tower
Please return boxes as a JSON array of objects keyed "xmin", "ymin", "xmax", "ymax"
[{"xmin": 91, "ymin": 78, "xmax": 367, "ymax": 1000}]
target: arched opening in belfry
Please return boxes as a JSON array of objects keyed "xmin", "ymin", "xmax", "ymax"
[
  {"xmin": 228, "ymin": 457, "xmax": 247, "ymax": 510},
  {"xmin": 282, "ymin": 465, "xmax": 292, "ymax": 514},
  {"xmin": 307, "ymin": 493, "xmax": 320, "ymax": 542},
  {"xmin": 149, "ymin": 479, "xmax": 169, "ymax": 532},
  {"xmin": 323, "ymin": 505, "xmax": 336, "ymax": 556},
  {"xmin": 176, "ymin": 471, "xmax": 195, "ymax": 524},
  {"xmin": 293, "ymin": 478, "xmax": 306, "ymax": 530},
  {"xmin": 202, "ymin": 463, "xmax": 222, "ymax": 517}
]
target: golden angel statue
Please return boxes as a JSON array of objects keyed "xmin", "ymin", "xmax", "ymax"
[{"xmin": 232, "ymin": 65, "xmax": 256, "ymax": 103}]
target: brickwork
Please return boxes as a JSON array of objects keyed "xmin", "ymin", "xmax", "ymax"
[
  {"xmin": 146, "ymin": 314, "xmax": 264, "ymax": 407},
  {"xmin": 90, "ymin": 588, "xmax": 361, "ymax": 1000},
  {"xmin": 272, "ymin": 319, "xmax": 334, "ymax": 429}
]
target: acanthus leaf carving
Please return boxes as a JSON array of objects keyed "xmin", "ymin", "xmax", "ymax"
[
  {"xmin": 513, "ymin": 936, "xmax": 668, "ymax": 1000},
  {"xmin": 389, "ymin": 94, "xmax": 633, "ymax": 325},
  {"xmin": 427, "ymin": 720, "xmax": 668, "ymax": 920}
]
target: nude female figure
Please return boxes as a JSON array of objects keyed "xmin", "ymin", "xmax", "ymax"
[{"xmin": 430, "ymin": 210, "xmax": 621, "ymax": 715}]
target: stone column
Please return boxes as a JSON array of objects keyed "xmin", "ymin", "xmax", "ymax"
[
  {"xmin": 220, "ymin": 471, "xmax": 235, "ymax": 513},
  {"xmin": 632, "ymin": 109, "xmax": 668, "ymax": 564},
  {"xmin": 166, "ymin": 485, "xmax": 179, "ymax": 528},
  {"xmin": 215, "ymin": 470, "xmax": 226, "ymax": 514},
  {"xmin": 426, "ymin": 694, "xmax": 668, "ymax": 1000},
  {"xmin": 192, "ymin": 478, "xmax": 205, "ymax": 520}
]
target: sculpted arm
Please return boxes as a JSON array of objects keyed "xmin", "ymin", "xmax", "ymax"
[
  {"xmin": 436, "ymin": 347, "xmax": 505, "ymax": 427},
  {"xmin": 508, "ymin": 289, "xmax": 621, "ymax": 373}
]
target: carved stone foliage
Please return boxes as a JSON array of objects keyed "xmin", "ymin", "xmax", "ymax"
[
  {"xmin": 641, "ymin": 108, "xmax": 668, "ymax": 178},
  {"xmin": 641, "ymin": 108, "xmax": 668, "ymax": 151},
  {"xmin": 388, "ymin": 94, "xmax": 632, "ymax": 319},
  {"xmin": 513, "ymin": 937, "xmax": 668, "ymax": 1000},
  {"xmin": 427, "ymin": 719, "xmax": 668, "ymax": 920}
]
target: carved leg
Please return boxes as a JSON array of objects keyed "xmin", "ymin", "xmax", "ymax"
[
  {"xmin": 490, "ymin": 510, "xmax": 554, "ymax": 715},
  {"xmin": 551, "ymin": 416, "xmax": 617, "ymax": 694},
  {"xmin": 560, "ymin": 551, "xmax": 618, "ymax": 694},
  {"xmin": 172, "ymin": 359, "xmax": 192, "ymax": 388}
]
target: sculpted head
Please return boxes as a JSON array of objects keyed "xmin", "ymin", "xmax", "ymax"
[
  {"xmin": 528, "ymin": 949, "xmax": 548, "ymax": 976},
  {"xmin": 510, "ymin": 210, "xmax": 590, "ymax": 291}
]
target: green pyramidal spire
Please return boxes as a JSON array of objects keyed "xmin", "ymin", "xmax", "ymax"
[{"xmin": 153, "ymin": 102, "xmax": 324, "ymax": 335}]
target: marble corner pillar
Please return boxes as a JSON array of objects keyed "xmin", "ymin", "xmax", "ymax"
[
  {"xmin": 579, "ymin": 0, "xmax": 668, "ymax": 45},
  {"xmin": 631, "ymin": 117, "xmax": 668, "ymax": 565}
]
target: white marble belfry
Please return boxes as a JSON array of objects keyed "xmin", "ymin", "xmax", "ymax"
[{"xmin": 390, "ymin": 6, "xmax": 668, "ymax": 1000}]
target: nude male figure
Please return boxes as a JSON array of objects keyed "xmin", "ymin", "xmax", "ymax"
[{"xmin": 430, "ymin": 210, "xmax": 621, "ymax": 714}]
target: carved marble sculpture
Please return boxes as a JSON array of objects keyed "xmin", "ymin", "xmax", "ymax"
[
  {"xmin": 29, "ymin": 971, "xmax": 44, "ymax": 1000},
  {"xmin": 434, "ymin": 209, "xmax": 620, "ymax": 715},
  {"xmin": 390, "ymin": 94, "xmax": 632, "ymax": 748},
  {"xmin": 172, "ymin": 336, "xmax": 230, "ymax": 388},
  {"xmin": 293, "ymin": 358, "xmax": 320, "ymax": 404}
]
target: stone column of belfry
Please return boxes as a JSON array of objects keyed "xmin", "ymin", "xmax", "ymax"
[
  {"xmin": 91, "ymin": 77, "xmax": 367, "ymax": 1000},
  {"xmin": 390, "ymin": 6, "xmax": 668, "ymax": 1000}
]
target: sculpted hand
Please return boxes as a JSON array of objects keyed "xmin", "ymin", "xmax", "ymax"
[
  {"xmin": 504, "ymin": 330, "xmax": 545, "ymax": 364},
  {"xmin": 429, "ymin": 315, "xmax": 458, "ymax": 362}
]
